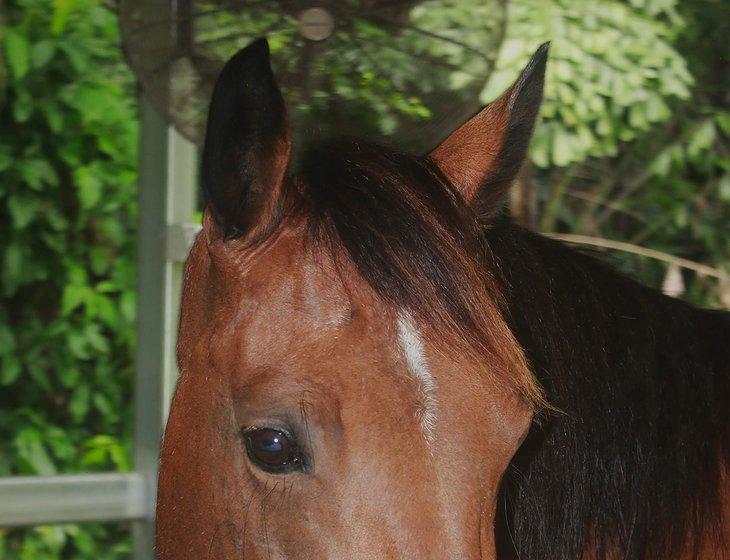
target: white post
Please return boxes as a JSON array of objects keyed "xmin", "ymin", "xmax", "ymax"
[{"xmin": 133, "ymin": 99, "xmax": 198, "ymax": 559}]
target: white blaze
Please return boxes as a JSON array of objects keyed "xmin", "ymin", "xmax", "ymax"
[{"xmin": 396, "ymin": 313, "xmax": 437, "ymax": 445}]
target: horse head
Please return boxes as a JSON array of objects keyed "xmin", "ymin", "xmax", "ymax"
[{"xmin": 156, "ymin": 38, "xmax": 548, "ymax": 559}]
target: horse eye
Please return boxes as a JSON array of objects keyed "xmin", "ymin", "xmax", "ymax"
[{"xmin": 243, "ymin": 427, "xmax": 304, "ymax": 474}]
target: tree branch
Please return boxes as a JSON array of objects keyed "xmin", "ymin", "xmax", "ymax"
[{"xmin": 545, "ymin": 233, "xmax": 728, "ymax": 280}]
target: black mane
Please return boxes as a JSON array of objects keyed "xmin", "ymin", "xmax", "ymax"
[{"xmin": 489, "ymin": 220, "xmax": 730, "ymax": 560}]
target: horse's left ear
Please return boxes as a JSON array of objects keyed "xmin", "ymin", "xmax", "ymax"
[
  {"xmin": 202, "ymin": 38, "xmax": 291, "ymax": 240},
  {"xmin": 430, "ymin": 43, "xmax": 548, "ymax": 216}
]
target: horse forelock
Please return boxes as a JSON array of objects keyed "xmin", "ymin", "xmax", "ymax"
[{"xmin": 268, "ymin": 139, "xmax": 548, "ymax": 410}]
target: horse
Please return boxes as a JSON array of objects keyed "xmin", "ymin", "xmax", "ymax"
[{"xmin": 155, "ymin": 38, "xmax": 730, "ymax": 559}]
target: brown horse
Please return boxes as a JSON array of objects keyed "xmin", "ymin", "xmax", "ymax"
[{"xmin": 156, "ymin": 39, "xmax": 730, "ymax": 559}]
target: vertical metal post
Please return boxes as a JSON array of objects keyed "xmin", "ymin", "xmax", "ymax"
[
  {"xmin": 132, "ymin": 100, "xmax": 168, "ymax": 560},
  {"xmin": 133, "ymin": 99, "xmax": 197, "ymax": 559},
  {"xmin": 162, "ymin": 122, "xmax": 198, "ymax": 423}
]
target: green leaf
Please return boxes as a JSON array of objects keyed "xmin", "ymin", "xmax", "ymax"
[
  {"xmin": 530, "ymin": 124, "xmax": 552, "ymax": 168},
  {"xmin": 52, "ymin": 0, "xmax": 77, "ymax": 35},
  {"xmin": 85, "ymin": 325, "xmax": 110, "ymax": 353},
  {"xmin": 46, "ymin": 426, "xmax": 75, "ymax": 461},
  {"xmin": 4, "ymin": 28, "xmax": 31, "ymax": 80},
  {"xmin": 7, "ymin": 196, "xmax": 41, "ymax": 229},
  {"xmin": 27, "ymin": 359, "xmax": 52, "ymax": 393},
  {"xmin": 0, "ymin": 354, "xmax": 21, "ymax": 385},
  {"xmin": 15, "ymin": 428, "xmax": 57, "ymax": 475},
  {"xmin": 61, "ymin": 284, "xmax": 87, "ymax": 316},
  {"xmin": 75, "ymin": 167, "xmax": 103, "ymax": 209},
  {"xmin": 716, "ymin": 113, "xmax": 730, "ymax": 136},
  {"xmin": 0, "ymin": 324, "xmax": 16, "ymax": 354},
  {"xmin": 89, "ymin": 247, "xmax": 111, "ymax": 275},
  {"xmin": 44, "ymin": 208, "xmax": 69, "ymax": 231},
  {"xmin": 31, "ymin": 41, "xmax": 56, "ymax": 69},
  {"xmin": 72, "ymin": 528, "xmax": 95, "ymax": 555},
  {"xmin": 110, "ymin": 442, "xmax": 131, "ymax": 471},
  {"xmin": 551, "ymin": 128, "xmax": 578, "ymax": 166},
  {"xmin": 3, "ymin": 243, "xmax": 24, "ymax": 296},
  {"xmin": 40, "ymin": 100, "xmax": 65, "ymax": 132},
  {"xmin": 13, "ymin": 87, "xmax": 35, "ymax": 122},
  {"xmin": 0, "ymin": 148, "xmax": 13, "ymax": 172},
  {"xmin": 58, "ymin": 41, "xmax": 89, "ymax": 73},
  {"xmin": 645, "ymin": 93, "xmax": 670, "ymax": 122},
  {"xmin": 651, "ymin": 150, "xmax": 672, "ymax": 178},
  {"xmin": 120, "ymin": 291, "xmax": 136, "ymax": 323},
  {"xmin": 96, "ymin": 295, "xmax": 118, "ymax": 328},
  {"xmin": 69, "ymin": 383, "xmax": 91, "ymax": 422},
  {"xmin": 58, "ymin": 365, "xmax": 81, "ymax": 388},
  {"xmin": 687, "ymin": 120, "xmax": 715, "ymax": 159},
  {"xmin": 718, "ymin": 174, "xmax": 730, "ymax": 202},
  {"xmin": 80, "ymin": 446, "xmax": 107, "ymax": 468},
  {"xmin": 18, "ymin": 159, "xmax": 60, "ymax": 190},
  {"xmin": 93, "ymin": 393, "xmax": 113, "ymax": 419},
  {"xmin": 67, "ymin": 330, "xmax": 90, "ymax": 360}
]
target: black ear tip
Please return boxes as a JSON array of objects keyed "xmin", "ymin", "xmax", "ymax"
[
  {"xmin": 513, "ymin": 42, "xmax": 549, "ymax": 93},
  {"xmin": 247, "ymin": 37, "xmax": 270, "ymax": 57},
  {"xmin": 526, "ymin": 42, "xmax": 550, "ymax": 74},
  {"xmin": 224, "ymin": 37, "xmax": 271, "ymax": 72},
  {"xmin": 506, "ymin": 42, "xmax": 549, "ymax": 112}
]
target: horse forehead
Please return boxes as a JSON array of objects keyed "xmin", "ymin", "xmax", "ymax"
[
  {"xmin": 240, "ymin": 233, "xmax": 360, "ymax": 330},
  {"xmin": 222, "ymin": 236, "xmax": 401, "ymax": 390}
]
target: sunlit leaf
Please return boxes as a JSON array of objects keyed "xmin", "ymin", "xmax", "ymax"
[
  {"xmin": 15, "ymin": 428, "xmax": 57, "ymax": 475},
  {"xmin": 4, "ymin": 28, "xmax": 30, "ymax": 80}
]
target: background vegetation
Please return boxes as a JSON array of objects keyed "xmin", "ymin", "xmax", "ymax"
[
  {"xmin": 0, "ymin": 0, "xmax": 727, "ymax": 558},
  {"xmin": 1, "ymin": 0, "xmax": 136, "ymax": 557}
]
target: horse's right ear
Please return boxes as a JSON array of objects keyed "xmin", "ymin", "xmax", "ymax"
[{"xmin": 202, "ymin": 38, "xmax": 291, "ymax": 240}]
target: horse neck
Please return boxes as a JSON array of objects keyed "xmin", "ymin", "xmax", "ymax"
[{"xmin": 486, "ymin": 220, "xmax": 730, "ymax": 560}]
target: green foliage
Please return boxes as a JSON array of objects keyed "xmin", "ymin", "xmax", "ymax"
[
  {"xmin": 0, "ymin": 524, "xmax": 130, "ymax": 560},
  {"xmin": 607, "ymin": 106, "xmax": 730, "ymax": 308},
  {"xmin": 522, "ymin": 0, "xmax": 729, "ymax": 307},
  {"xmin": 0, "ymin": 0, "xmax": 137, "ymax": 557},
  {"xmin": 484, "ymin": 0, "xmax": 694, "ymax": 167}
]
